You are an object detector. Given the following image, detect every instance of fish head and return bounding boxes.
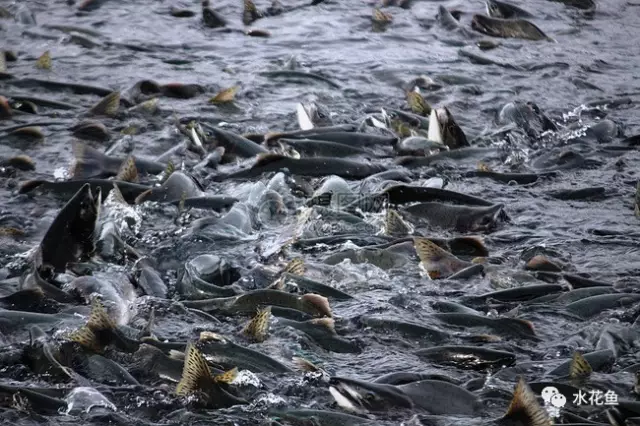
[300,101,333,128]
[467,204,504,232]
[439,107,468,149]
[436,6,460,30]
[77,185,100,223]
[485,1,504,18]
[328,376,413,412]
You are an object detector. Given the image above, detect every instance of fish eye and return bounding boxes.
[365,392,376,401]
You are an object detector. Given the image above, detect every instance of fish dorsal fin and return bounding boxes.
[243,0,262,25]
[68,326,102,353]
[254,153,287,167]
[110,183,127,205]
[385,208,412,237]
[87,298,115,331]
[36,50,52,70]
[175,343,213,396]
[372,8,393,25]
[214,367,238,384]
[199,331,226,342]
[282,258,305,276]
[242,306,272,343]
[504,377,553,426]
[162,161,176,183]
[301,293,332,318]
[310,317,336,334]
[406,91,430,117]
[134,188,153,205]
[292,356,321,373]
[413,237,461,279]
[427,108,442,143]
[115,155,138,183]
[88,91,120,117]
[569,352,593,379]
[477,162,493,172]
[209,86,238,104]
[28,324,47,346]
[447,236,489,257]
[70,140,87,177]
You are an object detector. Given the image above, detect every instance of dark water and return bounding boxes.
[1,0,640,425]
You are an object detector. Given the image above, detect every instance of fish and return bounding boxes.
[216,154,388,181]
[357,316,450,343]
[384,208,413,237]
[403,202,504,232]
[201,0,226,28]
[275,131,396,147]
[66,299,140,353]
[36,183,101,274]
[395,136,447,156]
[436,6,463,32]
[133,258,168,298]
[19,179,152,204]
[242,306,271,342]
[243,0,263,25]
[566,293,640,319]
[406,91,431,116]
[198,331,292,373]
[71,141,166,179]
[278,273,354,300]
[278,138,374,158]
[87,91,120,117]
[467,284,566,303]
[202,124,268,159]
[135,171,204,203]
[413,237,473,279]
[183,290,332,318]
[276,317,362,353]
[129,343,185,382]
[382,184,496,207]
[70,120,110,141]
[427,107,469,149]
[175,342,245,408]
[328,376,481,415]
[415,345,517,370]
[497,377,554,426]
[297,101,333,130]
[431,313,536,339]
[471,15,551,41]
[486,0,534,19]
[0,154,36,170]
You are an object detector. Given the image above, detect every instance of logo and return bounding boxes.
[539,386,619,420]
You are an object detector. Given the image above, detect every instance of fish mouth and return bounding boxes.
[484,1,500,18]
[328,380,369,413]
[300,101,332,128]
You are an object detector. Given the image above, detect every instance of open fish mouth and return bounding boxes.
[328,382,368,413]
[297,101,333,130]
